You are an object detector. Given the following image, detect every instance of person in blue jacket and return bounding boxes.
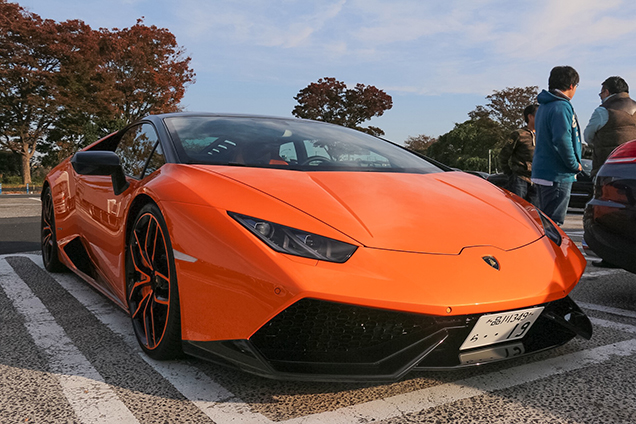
[531,66,583,226]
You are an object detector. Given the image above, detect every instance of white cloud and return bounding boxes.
[16,0,636,140]
[488,0,636,60]
[173,0,346,48]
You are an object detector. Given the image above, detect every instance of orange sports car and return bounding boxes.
[42,113,592,381]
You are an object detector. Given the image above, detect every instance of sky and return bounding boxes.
[15,0,636,144]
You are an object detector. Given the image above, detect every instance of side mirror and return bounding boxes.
[71,151,130,195]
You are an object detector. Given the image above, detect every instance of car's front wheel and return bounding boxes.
[41,186,67,272]
[126,203,182,359]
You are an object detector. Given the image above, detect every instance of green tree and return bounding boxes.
[426,117,506,172]
[423,85,537,172]
[0,149,20,180]
[468,86,539,132]
[292,77,392,136]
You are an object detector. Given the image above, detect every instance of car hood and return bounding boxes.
[198,167,543,254]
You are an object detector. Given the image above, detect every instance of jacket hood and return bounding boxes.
[537,89,571,105]
[201,167,543,255]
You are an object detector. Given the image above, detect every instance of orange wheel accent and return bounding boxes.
[128,212,171,350]
[41,192,55,264]
[41,187,66,272]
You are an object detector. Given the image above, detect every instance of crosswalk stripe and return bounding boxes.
[0,257,139,424]
[24,254,273,424]
[590,317,636,334]
[579,302,636,320]
[581,268,624,278]
[280,338,636,423]
[4,253,636,424]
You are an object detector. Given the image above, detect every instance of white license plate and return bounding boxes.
[459,306,544,351]
[459,342,525,365]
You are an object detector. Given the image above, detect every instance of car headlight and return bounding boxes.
[229,213,357,263]
[538,210,562,246]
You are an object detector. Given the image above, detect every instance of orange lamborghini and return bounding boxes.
[42,113,592,381]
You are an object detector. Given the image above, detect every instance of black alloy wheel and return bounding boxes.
[41,186,66,272]
[126,203,182,359]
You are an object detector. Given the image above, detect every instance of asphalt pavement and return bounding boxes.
[1,252,635,423]
[0,195,41,254]
[1,196,635,423]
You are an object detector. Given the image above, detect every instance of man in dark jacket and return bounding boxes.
[583,76,636,176]
[499,104,539,205]
[531,66,583,226]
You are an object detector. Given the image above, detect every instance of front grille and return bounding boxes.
[250,298,439,363]
[187,296,588,380]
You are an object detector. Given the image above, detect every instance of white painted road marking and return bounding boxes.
[579,302,636,320]
[0,257,139,424]
[3,253,636,424]
[26,254,272,424]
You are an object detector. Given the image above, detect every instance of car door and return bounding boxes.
[75,122,165,301]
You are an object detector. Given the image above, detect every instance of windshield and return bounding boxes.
[164,116,441,174]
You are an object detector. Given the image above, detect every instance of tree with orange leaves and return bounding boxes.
[0,0,61,184]
[0,1,195,182]
[44,18,195,167]
[100,18,195,124]
[292,77,392,136]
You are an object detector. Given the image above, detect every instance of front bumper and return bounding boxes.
[183,296,592,382]
[584,214,636,274]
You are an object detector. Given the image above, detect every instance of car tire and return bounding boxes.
[41,186,67,272]
[126,203,182,359]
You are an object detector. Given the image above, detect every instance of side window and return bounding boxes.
[144,143,166,177]
[115,123,160,178]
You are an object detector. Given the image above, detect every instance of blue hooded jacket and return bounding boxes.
[531,89,582,182]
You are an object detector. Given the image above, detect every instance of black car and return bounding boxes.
[570,158,594,208]
[487,158,593,208]
[583,141,636,273]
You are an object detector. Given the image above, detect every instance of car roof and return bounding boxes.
[143,112,313,124]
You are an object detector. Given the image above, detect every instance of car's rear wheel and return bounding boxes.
[126,203,182,359]
[41,186,66,272]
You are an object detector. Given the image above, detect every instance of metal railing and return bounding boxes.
[0,183,43,195]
